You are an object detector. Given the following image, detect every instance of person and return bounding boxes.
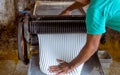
[49,0,120,75]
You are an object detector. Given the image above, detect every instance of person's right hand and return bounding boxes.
[49,59,74,75]
[59,10,72,15]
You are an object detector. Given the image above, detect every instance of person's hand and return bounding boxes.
[59,10,72,15]
[49,59,74,75]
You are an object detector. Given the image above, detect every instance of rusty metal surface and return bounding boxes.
[33,1,85,15]
[28,53,104,75]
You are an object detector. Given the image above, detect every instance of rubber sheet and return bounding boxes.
[38,33,87,75]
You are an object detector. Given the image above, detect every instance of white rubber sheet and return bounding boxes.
[38,33,87,75]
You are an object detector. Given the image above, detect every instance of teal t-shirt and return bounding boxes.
[86,0,120,34]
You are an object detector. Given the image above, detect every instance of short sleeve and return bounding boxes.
[86,8,106,35]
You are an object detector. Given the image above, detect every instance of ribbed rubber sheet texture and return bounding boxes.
[38,33,86,75]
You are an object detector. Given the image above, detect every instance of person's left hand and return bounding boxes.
[49,59,74,75]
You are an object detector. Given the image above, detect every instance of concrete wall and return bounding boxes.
[0,0,16,26]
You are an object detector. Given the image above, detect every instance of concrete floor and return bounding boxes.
[103,61,120,75]
[0,60,28,75]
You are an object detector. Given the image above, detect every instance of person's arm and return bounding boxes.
[60,0,90,15]
[69,34,102,68]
